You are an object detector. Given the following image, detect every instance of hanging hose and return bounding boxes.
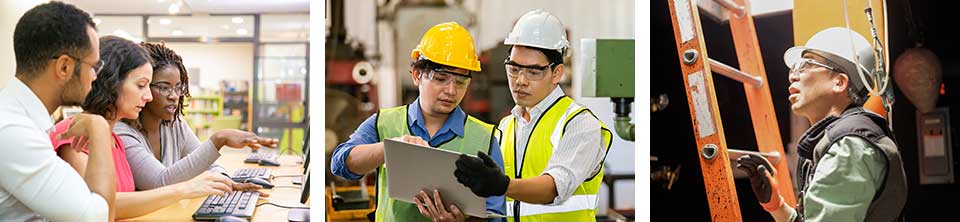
[863,0,896,123]
[842,0,894,123]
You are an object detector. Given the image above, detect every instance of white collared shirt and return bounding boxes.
[0,79,108,221]
[502,86,606,205]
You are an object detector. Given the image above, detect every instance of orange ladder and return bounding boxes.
[665,0,796,220]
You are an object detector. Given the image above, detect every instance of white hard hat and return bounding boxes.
[784,27,876,95]
[504,9,569,54]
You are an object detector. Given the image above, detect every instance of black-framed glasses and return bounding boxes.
[150,82,186,97]
[423,69,472,89]
[504,59,555,81]
[52,55,104,75]
[790,58,837,74]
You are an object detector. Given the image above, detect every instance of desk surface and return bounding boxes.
[125,148,307,221]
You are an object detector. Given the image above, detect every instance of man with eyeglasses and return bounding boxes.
[736,27,906,222]
[330,22,505,222]
[0,2,117,221]
[452,10,613,221]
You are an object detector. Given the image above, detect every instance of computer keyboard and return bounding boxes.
[231,168,272,183]
[244,149,278,164]
[192,190,260,221]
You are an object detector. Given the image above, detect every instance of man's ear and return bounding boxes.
[551,64,565,85]
[53,55,75,82]
[833,73,851,94]
[411,69,422,87]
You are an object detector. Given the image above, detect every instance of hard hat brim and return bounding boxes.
[783,46,808,69]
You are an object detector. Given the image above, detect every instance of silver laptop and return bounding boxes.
[383,139,504,218]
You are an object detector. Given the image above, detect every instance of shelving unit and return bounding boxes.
[185,95,222,116]
[184,94,222,140]
[221,80,251,131]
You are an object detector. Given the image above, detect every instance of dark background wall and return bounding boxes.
[650,0,959,221]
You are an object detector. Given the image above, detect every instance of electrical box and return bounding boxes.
[579,39,635,98]
[918,108,953,184]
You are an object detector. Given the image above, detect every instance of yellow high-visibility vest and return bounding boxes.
[373,105,496,222]
[500,96,612,221]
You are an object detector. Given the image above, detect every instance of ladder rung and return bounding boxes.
[711,0,746,18]
[709,58,764,87]
[727,148,781,164]
[729,149,781,179]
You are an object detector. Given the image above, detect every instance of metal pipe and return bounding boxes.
[709,58,763,87]
[712,0,747,18]
[727,148,781,164]
[612,98,635,141]
[728,148,781,179]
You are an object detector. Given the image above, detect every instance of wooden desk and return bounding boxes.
[125,148,308,221]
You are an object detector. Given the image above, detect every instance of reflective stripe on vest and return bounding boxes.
[505,194,600,217]
[373,105,495,222]
[499,96,613,221]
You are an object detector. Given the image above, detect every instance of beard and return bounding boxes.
[61,64,88,106]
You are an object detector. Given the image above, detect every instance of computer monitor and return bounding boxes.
[300,168,310,204]
[293,127,310,185]
[287,169,310,222]
[287,127,311,222]
[302,127,310,174]
[300,126,310,203]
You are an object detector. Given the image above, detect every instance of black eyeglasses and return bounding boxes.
[52,55,104,75]
[150,82,186,97]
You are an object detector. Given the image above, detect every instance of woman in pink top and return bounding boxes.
[51,117,136,192]
[49,36,263,219]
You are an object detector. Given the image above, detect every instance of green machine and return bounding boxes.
[579,39,635,141]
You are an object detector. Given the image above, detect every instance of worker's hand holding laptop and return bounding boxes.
[393,135,430,147]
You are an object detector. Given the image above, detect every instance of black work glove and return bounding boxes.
[454,151,509,197]
[736,153,783,212]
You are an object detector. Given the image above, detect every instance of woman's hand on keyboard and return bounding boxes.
[176,171,234,199]
[233,182,270,197]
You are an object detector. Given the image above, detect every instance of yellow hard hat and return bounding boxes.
[411,22,481,72]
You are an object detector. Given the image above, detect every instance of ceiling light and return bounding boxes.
[236,28,248,35]
[172,29,184,36]
[112,30,142,42]
[158,18,172,25]
[168,3,180,14]
[232,17,244,24]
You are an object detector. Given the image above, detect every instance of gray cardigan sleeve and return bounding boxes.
[176,120,228,175]
[116,122,221,190]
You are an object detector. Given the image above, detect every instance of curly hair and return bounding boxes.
[123,41,191,132]
[81,36,150,120]
[14,1,96,77]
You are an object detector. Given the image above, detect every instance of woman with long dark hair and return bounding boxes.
[114,41,277,191]
[49,36,260,219]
